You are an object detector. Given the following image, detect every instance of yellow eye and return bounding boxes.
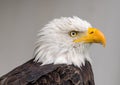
[69,31,78,37]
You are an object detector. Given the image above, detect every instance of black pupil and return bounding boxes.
[72,32,76,35]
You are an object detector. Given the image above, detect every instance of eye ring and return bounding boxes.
[69,31,78,37]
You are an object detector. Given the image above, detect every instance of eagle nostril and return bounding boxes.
[89,31,94,34]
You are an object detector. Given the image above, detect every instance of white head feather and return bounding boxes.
[34,16,92,67]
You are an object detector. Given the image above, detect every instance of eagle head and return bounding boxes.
[34,16,106,67]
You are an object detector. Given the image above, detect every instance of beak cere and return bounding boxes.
[74,28,106,47]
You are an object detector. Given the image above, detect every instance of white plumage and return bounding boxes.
[34,16,92,67]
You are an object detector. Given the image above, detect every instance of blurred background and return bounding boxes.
[0,0,120,85]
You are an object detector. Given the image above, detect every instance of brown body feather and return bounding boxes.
[0,59,95,85]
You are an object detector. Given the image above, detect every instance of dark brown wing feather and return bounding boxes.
[0,59,95,85]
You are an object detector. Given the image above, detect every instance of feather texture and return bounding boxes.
[0,59,94,85]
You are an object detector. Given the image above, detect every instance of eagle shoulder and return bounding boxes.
[0,59,95,85]
[0,59,61,85]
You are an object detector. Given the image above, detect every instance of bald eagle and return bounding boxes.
[0,17,106,85]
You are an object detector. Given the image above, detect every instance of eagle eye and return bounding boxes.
[69,31,78,37]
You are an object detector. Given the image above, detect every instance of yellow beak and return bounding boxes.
[74,28,106,47]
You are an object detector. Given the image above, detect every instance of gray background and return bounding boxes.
[0,0,120,85]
